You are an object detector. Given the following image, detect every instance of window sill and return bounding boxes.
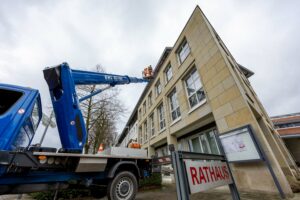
[188,99,207,114]
[170,117,182,127]
[158,128,166,134]
[150,135,156,140]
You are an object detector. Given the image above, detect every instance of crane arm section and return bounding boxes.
[43,63,149,152]
[72,69,148,86]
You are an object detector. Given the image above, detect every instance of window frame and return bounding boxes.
[143,120,148,143]
[143,101,147,115]
[149,113,155,137]
[155,79,162,97]
[176,38,191,64]
[188,129,220,155]
[164,63,173,84]
[138,108,142,121]
[138,126,143,144]
[157,103,166,131]
[168,88,181,122]
[184,67,206,110]
[148,92,153,108]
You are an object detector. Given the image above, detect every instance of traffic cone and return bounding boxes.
[98,143,104,153]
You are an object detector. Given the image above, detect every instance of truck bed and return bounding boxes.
[33,147,148,159]
[33,147,148,173]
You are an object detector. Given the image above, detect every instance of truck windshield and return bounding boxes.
[0,88,23,115]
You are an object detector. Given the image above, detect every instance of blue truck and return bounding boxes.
[0,63,153,200]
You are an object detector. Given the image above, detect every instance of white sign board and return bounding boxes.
[220,127,261,162]
[185,160,232,193]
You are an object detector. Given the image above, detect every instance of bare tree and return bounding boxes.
[76,64,126,154]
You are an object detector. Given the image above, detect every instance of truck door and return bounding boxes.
[12,99,41,149]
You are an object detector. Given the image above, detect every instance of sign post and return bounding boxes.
[218,125,286,199]
[168,145,240,200]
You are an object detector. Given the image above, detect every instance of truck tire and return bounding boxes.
[107,171,138,200]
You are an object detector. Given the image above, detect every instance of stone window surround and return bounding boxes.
[164,62,173,84]
[148,91,153,108]
[143,120,148,143]
[155,79,162,97]
[184,66,206,110]
[176,37,191,64]
[149,113,155,137]
[168,87,181,122]
[157,102,166,131]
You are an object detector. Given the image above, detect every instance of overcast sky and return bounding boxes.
[0,1,299,147]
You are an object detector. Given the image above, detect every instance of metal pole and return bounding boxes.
[176,151,190,200]
[264,158,286,199]
[248,126,286,199]
[39,110,54,145]
[169,144,190,200]
[171,151,183,200]
[53,190,58,200]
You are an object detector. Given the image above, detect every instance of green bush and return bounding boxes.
[30,189,90,200]
[139,173,162,188]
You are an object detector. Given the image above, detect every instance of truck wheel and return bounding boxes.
[107,171,138,200]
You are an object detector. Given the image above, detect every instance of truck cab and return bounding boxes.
[0,84,42,151]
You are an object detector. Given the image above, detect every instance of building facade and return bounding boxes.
[117,6,299,196]
[118,122,138,147]
[271,113,300,166]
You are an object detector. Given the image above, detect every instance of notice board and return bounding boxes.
[219,125,262,162]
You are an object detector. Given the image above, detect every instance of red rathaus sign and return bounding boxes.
[185,160,233,194]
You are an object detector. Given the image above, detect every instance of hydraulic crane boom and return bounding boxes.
[43,62,150,152]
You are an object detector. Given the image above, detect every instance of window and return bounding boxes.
[143,121,148,142]
[155,145,169,157]
[177,38,190,63]
[13,127,30,149]
[0,88,23,115]
[164,63,173,83]
[168,88,181,121]
[143,102,146,115]
[157,103,166,130]
[139,126,143,144]
[138,109,142,120]
[12,118,34,149]
[185,68,205,108]
[155,80,162,96]
[206,131,220,154]
[150,114,155,137]
[148,92,153,108]
[31,101,40,130]
[275,122,300,129]
[189,130,220,155]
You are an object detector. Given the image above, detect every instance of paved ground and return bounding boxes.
[1,185,299,200]
[136,185,300,200]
